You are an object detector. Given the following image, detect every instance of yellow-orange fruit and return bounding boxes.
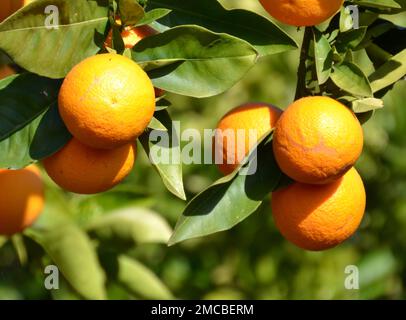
[214,103,282,175]
[271,167,366,251]
[0,165,44,236]
[259,0,343,27]
[58,53,155,149]
[105,25,158,49]
[43,138,136,194]
[273,96,363,184]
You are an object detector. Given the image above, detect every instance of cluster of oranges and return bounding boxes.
[0,7,159,235]
[215,97,365,251]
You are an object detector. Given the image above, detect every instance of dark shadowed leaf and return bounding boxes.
[146,0,298,56]
[169,134,282,245]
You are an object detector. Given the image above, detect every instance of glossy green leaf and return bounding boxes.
[369,49,406,93]
[335,27,368,53]
[380,11,406,27]
[355,0,403,10]
[169,135,282,246]
[148,116,167,131]
[136,8,172,26]
[313,29,333,85]
[331,61,373,97]
[118,0,145,26]
[87,207,172,247]
[26,207,106,300]
[352,97,384,113]
[0,74,60,141]
[29,103,71,160]
[0,0,109,78]
[0,74,65,168]
[114,255,173,299]
[133,26,258,98]
[146,0,298,57]
[140,110,186,200]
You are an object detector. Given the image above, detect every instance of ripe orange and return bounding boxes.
[214,103,282,175]
[273,96,363,185]
[105,25,158,49]
[259,0,343,27]
[58,53,155,149]
[272,167,366,251]
[0,165,44,236]
[43,138,136,194]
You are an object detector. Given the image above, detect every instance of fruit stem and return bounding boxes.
[295,27,313,100]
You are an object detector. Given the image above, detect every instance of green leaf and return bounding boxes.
[136,8,172,26]
[313,29,333,85]
[133,25,258,98]
[380,11,406,27]
[369,49,406,93]
[355,0,403,10]
[168,134,282,246]
[148,116,167,131]
[0,0,109,78]
[155,98,171,111]
[29,103,71,160]
[0,74,61,141]
[146,0,298,57]
[25,208,106,300]
[111,255,173,299]
[140,110,186,200]
[118,0,145,26]
[352,97,384,113]
[0,115,41,169]
[0,236,7,249]
[331,61,373,97]
[87,207,172,247]
[335,27,368,53]
[0,74,66,169]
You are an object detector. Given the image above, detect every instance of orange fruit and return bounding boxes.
[271,167,366,251]
[58,53,155,149]
[214,103,282,175]
[259,0,343,27]
[0,165,44,236]
[105,25,158,49]
[105,25,164,98]
[273,96,363,184]
[43,138,136,194]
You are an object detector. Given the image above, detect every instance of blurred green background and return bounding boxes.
[1,0,406,299]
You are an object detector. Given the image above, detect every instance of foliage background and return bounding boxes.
[0,0,405,299]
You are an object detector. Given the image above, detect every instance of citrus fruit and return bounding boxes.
[214,103,282,175]
[58,53,155,149]
[105,24,158,49]
[259,0,343,27]
[273,96,363,184]
[43,138,136,194]
[271,167,366,251]
[0,165,44,236]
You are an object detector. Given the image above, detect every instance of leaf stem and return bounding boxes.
[295,27,313,100]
